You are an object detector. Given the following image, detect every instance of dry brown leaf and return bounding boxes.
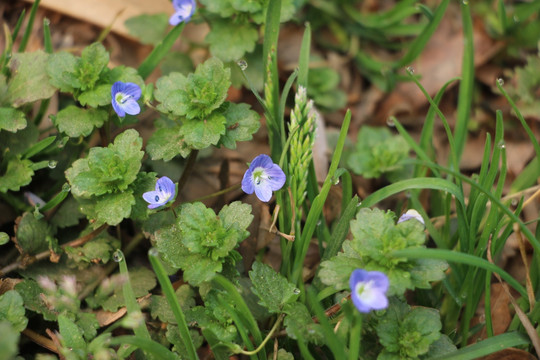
[22,0,173,39]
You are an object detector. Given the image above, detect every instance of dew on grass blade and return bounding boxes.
[113,250,123,262]
[386,117,395,127]
[462,0,468,4]
[48,160,57,169]
[148,247,159,257]
[497,78,504,86]
[62,183,71,192]
[511,198,518,207]
[497,140,506,149]
[237,59,248,71]
[293,288,301,295]
[406,66,414,74]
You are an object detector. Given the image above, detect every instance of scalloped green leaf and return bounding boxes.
[52,106,107,137]
[47,51,80,92]
[76,42,109,91]
[180,112,226,149]
[0,290,28,332]
[146,125,189,161]
[8,51,56,107]
[0,157,34,193]
[249,261,299,313]
[0,108,26,132]
[206,21,258,62]
[15,212,50,255]
[218,102,260,149]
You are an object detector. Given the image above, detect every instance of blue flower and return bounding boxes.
[169,0,196,26]
[111,81,141,117]
[349,269,389,313]
[397,209,424,225]
[143,176,176,209]
[241,154,286,202]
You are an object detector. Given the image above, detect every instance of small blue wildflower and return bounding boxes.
[241,154,286,202]
[111,81,141,117]
[169,0,196,26]
[349,269,389,313]
[143,176,176,209]
[397,209,424,225]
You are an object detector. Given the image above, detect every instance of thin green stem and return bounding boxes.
[238,314,284,356]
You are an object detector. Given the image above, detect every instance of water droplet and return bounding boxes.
[316,220,322,226]
[48,160,58,169]
[44,18,50,26]
[293,288,301,295]
[497,78,504,86]
[386,117,395,127]
[307,329,315,334]
[357,202,362,207]
[148,247,159,257]
[406,66,414,74]
[462,0,468,4]
[62,183,71,192]
[113,250,123,263]
[511,198,518,207]
[237,60,248,71]
[513,15,519,23]
[497,140,506,149]
[332,177,340,185]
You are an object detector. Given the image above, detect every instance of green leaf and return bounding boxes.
[0,290,28,332]
[47,51,79,92]
[198,0,235,17]
[155,57,231,119]
[0,122,39,156]
[347,126,409,178]
[125,13,169,45]
[7,51,56,107]
[64,233,120,267]
[249,261,299,313]
[146,125,188,161]
[0,107,26,132]
[14,280,57,321]
[218,102,260,149]
[156,201,252,285]
[206,21,259,62]
[76,42,109,91]
[0,232,9,245]
[99,267,156,312]
[180,113,226,149]
[0,156,34,193]
[15,212,50,255]
[283,302,324,344]
[52,105,107,137]
[377,299,442,359]
[58,314,86,351]
[50,196,85,228]
[66,129,143,197]
[0,321,20,359]
[319,208,445,296]
[78,83,112,107]
[78,191,136,227]
[129,172,157,221]
[150,284,195,324]
[76,312,100,342]
[166,325,204,356]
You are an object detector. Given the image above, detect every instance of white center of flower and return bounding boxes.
[116,92,132,104]
[252,167,270,185]
[355,280,377,302]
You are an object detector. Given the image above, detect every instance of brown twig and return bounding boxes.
[0,224,108,276]
[23,328,59,354]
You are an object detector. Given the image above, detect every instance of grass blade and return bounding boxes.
[138,23,185,79]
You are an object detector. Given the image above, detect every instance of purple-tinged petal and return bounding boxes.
[397,209,425,225]
[265,164,286,190]
[349,269,389,313]
[122,82,142,100]
[169,0,195,25]
[250,154,274,170]
[241,169,255,194]
[112,100,125,117]
[122,100,141,116]
[157,176,175,195]
[254,183,273,202]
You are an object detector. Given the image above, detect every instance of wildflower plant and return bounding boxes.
[1,0,539,359]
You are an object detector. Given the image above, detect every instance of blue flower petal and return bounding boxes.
[349,269,389,313]
[254,183,273,202]
[241,154,286,202]
[169,0,196,25]
[111,81,142,117]
[265,164,286,191]
[241,169,255,194]
[143,176,176,209]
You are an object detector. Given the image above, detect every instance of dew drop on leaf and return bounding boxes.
[293,288,301,295]
[497,78,504,86]
[497,140,505,149]
[406,66,414,74]
[113,250,123,262]
[62,183,71,192]
[237,59,248,71]
[148,247,159,257]
[48,160,58,169]
[386,117,395,127]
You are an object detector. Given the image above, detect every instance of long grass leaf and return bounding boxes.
[138,23,185,79]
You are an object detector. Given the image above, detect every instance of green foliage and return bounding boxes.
[155,201,253,285]
[0,107,26,132]
[283,302,324,344]
[65,129,144,226]
[156,57,230,119]
[125,13,169,45]
[307,66,347,111]
[51,106,107,138]
[0,156,34,192]
[347,126,409,179]
[150,284,196,324]
[249,261,299,313]
[15,212,51,255]
[218,102,260,149]
[15,280,58,321]
[376,299,444,359]
[0,321,20,359]
[64,233,120,268]
[7,51,56,107]
[0,290,28,332]
[0,232,9,245]
[206,21,259,62]
[319,208,447,296]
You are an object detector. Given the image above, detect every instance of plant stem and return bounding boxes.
[172,149,199,207]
